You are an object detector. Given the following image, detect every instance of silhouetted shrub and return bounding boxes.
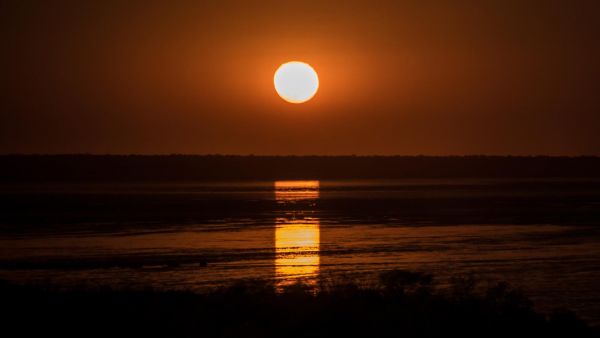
[0,271,596,338]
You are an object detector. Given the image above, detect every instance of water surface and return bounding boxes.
[1,179,599,323]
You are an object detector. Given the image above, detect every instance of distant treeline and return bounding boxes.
[1,155,600,182]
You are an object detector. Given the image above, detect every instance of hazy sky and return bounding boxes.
[1,0,599,155]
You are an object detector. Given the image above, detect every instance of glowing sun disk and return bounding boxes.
[274,61,319,104]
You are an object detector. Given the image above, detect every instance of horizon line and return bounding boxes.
[1,154,600,158]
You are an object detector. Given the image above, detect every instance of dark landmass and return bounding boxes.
[1,155,600,182]
[1,270,596,338]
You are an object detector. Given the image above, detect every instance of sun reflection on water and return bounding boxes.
[274,181,320,289]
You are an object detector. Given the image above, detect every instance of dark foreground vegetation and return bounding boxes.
[1,271,596,338]
[1,155,600,181]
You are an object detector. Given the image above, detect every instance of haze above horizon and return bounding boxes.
[1,1,599,155]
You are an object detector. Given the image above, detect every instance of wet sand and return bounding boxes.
[1,179,599,323]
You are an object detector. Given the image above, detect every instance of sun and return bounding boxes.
[274,61,319,104]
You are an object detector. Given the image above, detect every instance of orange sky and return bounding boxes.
[1,0,599,155]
